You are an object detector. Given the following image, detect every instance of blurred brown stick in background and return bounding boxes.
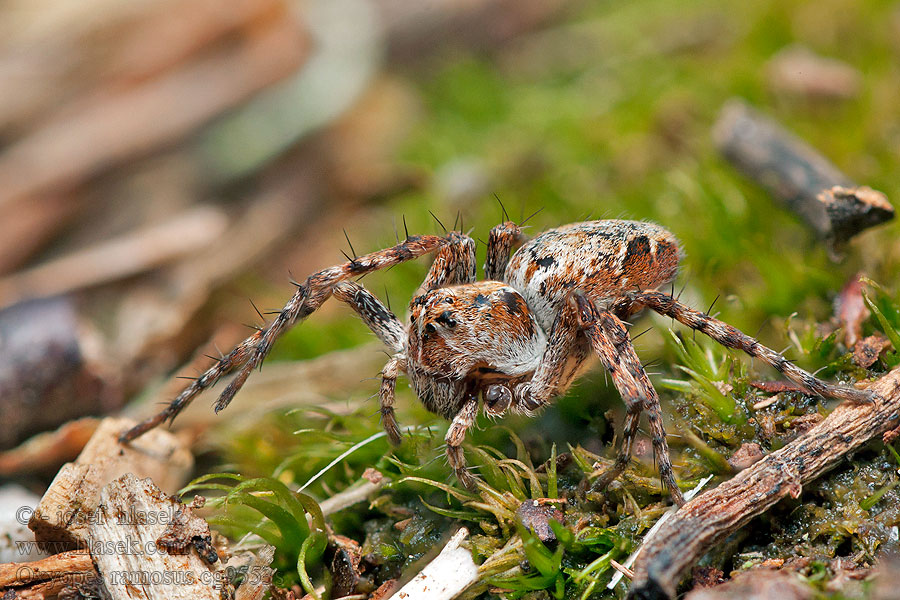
[713,99,893,256]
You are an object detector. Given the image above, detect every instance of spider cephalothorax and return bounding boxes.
[121,218,875,504]
[406,280,545,421]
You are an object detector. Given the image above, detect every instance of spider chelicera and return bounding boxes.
[120,218,874,505]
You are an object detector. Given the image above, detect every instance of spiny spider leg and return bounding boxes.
[421,231,478,290]
[516,297,590,413]
[573,293,684,506]
[445,396,479,489]
[388,230,478,450]
[333,281,410,443]
[119,234,449,443]
[484,221,526,280]
[379,353,406,445]
[304,231,480,449]
[333,282,405,353]
[627,290,877,404]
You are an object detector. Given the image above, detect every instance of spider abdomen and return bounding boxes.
[504,220,682,331]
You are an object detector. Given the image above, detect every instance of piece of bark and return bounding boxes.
[713,99,893,253]
[0,550,94,590]
[28,417,192,552]
[89,473,223,600]
[629,367,900,600]
[0,418,99,478]
[515,499,565,543]
[386,528,478,600]
[684,569,812,600]
[154,497,218,565]
[330,535,363,598]
[853,334,891,369]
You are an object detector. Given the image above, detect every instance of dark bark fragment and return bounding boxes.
[713,100,893,255]
[515,499,566,543]
[853,334,890,369]
[629,367,900,599]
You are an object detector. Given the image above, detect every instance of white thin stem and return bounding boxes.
[297,431,387,493]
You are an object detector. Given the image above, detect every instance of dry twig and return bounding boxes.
[0,549,93,590]
[629,367,900,599]
[713,100,893,254]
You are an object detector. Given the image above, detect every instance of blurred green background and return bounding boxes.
[269,0,899,383]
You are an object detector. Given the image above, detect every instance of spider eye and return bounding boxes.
[424,323,436,335]
[436,310,457,328]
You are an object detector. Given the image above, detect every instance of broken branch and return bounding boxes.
[630,367,900,599]
[713,99,893,254]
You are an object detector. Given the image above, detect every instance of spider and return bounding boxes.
[120,218,875,505]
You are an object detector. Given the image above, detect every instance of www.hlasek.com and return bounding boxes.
[14,537,178,557]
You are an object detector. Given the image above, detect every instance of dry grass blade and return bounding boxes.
[0,206,228,308]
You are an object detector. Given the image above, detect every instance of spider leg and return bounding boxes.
[628,290,876,404]
[514,295,590,413]
[379,353,406,444]
[573,293,684,506]
[333,281,412,444]
[592,396,641,496]
[119,234,449,443]
[445,396,479,490]
[333,282,405,353]
[484,221,526,280]
[421,231,478,290]
[348,230,477,447]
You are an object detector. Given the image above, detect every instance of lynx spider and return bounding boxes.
[121,217,875,505]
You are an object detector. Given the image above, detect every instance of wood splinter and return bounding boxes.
[629,367,900,600]
[713,99,893,256]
